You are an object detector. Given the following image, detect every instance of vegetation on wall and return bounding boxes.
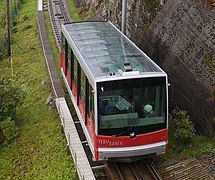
[203,54,215,73]
[170,109,195,143]
[164,109,215,160]
[145,0,160,18]
[204,0,215,7]
[203,53,215,102]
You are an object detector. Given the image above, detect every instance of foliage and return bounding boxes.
[161,109,215,161]
[171,109,195,143]
[0,75,25,122]
[0,75,24,145]
[0,117,18,144]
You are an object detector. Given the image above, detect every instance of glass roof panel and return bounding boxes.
[64,22,162,78]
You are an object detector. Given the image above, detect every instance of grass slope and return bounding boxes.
[65,0,80,21]
[0,0,75,179]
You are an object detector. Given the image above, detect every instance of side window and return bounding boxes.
[77,62,81,103]
[86,79,90,116]
[89,85,94,121]
[74,56,78,82]
[61,35,65,50]
[81,69,86,102]
[67,47,71,71]
[71,49,74,80]
[65,40,68,73]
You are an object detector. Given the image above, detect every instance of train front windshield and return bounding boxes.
[97,77,167,136]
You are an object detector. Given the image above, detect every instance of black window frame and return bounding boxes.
[97,77,167,136]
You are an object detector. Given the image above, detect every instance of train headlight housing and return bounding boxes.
[130,132,136,138]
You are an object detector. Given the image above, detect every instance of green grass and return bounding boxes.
[65,0,81,21]
[0,0,75,179]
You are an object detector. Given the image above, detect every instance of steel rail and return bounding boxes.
[145,159,163,180]
[130,162,146,180]
[114,163,126,180]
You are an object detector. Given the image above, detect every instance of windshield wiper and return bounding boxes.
[112,126,134,137]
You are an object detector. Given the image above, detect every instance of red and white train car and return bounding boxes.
[60,21,168,161]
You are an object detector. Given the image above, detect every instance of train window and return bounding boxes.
[61,35,65,50]
[97,77,167,136]
[67,48,74,81]
[80,69,86,102]
[71,49,74,81]
[65,40,68,75]
[77,63,81,105]
[74,56,78,82]
[90,86,94,121]
[67,47,71,71]
[85,79,90,116]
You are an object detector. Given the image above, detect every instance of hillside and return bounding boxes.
[0,0,75,178]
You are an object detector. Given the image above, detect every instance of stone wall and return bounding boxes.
[140,0,215,136]
[75,0,163,42]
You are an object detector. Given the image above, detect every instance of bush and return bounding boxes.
[0,75,25,122]
[0,75,25,145]
[171,109,195,143]
[0,117,18,144]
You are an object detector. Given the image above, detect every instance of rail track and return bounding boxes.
[47,0,70,48]
[106,159,163,180]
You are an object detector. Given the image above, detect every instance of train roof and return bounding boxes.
[62,21,166,82]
